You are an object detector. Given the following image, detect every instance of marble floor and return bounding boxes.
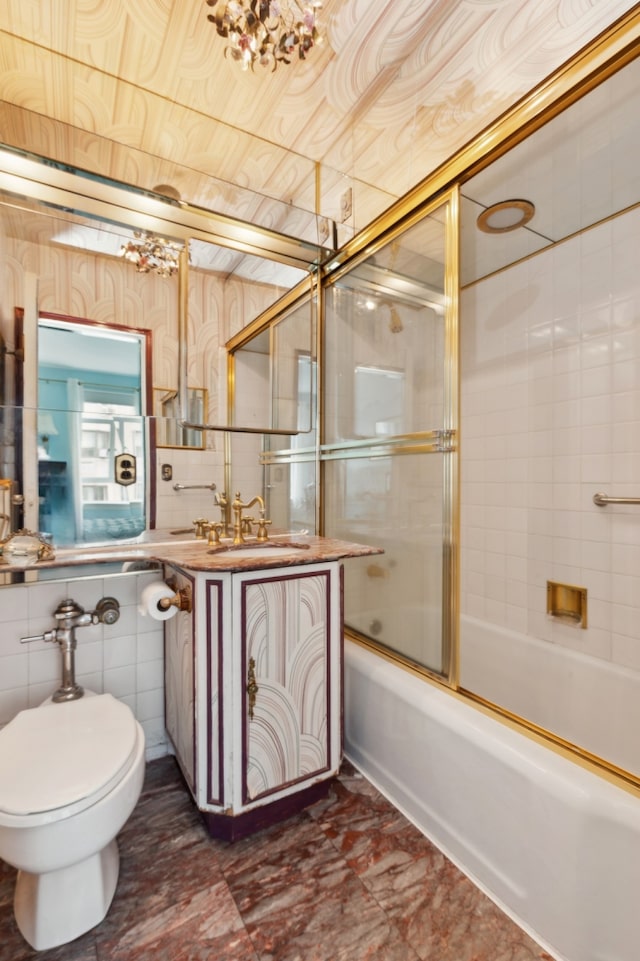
[0,756,553,961]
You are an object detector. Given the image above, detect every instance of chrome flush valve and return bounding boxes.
[20,596,121,702]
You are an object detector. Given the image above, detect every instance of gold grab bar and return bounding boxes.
[593,492,640,506]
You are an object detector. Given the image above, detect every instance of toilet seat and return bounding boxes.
[0,694,140,827]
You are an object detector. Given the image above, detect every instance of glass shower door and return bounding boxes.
[322,194,457,680]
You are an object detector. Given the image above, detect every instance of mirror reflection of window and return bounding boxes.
[354,365,405,437]
[37,316,148,545]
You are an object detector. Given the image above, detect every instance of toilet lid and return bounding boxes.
[0,694,139,816]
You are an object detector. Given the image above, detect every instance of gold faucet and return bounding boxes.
[231,492,271,544]
[214,491,228,535]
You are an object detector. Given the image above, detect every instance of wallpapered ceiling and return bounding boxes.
[0,0,636,240]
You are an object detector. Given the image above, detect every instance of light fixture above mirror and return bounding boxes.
[118,231,184,277]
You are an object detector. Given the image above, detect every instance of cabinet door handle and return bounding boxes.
[246,657,259,720]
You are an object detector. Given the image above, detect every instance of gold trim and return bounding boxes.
[225,277,315,352]
[461,688,640,798]
[443,188,460,688]
[315,273,324,536]
[323,191,453,292]
[227,349,236,428]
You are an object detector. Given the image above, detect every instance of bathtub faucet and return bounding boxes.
[231,492,271,545]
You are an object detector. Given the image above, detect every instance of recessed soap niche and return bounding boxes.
[546,581,587,628]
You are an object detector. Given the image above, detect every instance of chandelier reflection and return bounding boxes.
[206,1,323,71]
[119,231,184,277]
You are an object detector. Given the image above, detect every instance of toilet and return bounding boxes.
[0,693,145,950]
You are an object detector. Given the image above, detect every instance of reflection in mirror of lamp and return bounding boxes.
[153,387,207,449]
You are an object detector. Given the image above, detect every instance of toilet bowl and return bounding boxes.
[0,693,145,950]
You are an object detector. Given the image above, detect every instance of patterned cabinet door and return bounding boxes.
[164,568,196,793]
[241,569,333,803]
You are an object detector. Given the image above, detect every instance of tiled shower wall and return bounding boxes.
[0,568,170,759]
[460,204,640,673]
[154,444,226,529]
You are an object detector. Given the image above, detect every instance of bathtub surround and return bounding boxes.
[460,614,640,774]
[460,201,640,778]
[0,755,550,961]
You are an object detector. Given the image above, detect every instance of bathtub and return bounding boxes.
[345,638,640,961]
[460,615,640,778]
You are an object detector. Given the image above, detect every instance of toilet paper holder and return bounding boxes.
[159,581,192,614]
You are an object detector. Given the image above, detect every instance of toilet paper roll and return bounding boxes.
[139,581,178,620]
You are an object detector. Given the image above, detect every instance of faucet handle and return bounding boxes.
[193,518,209,539]
[256,518,272,542]
[208,523,223,545]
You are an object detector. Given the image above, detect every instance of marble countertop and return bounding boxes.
[0,531,383,575]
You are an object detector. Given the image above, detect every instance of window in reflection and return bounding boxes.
[37,316,148,544]
[354,365,404,437]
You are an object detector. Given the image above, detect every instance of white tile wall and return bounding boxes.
[460,204,640,673]
[155,445,225,530]
[0,569,170,760]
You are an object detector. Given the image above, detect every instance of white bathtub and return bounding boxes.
[345,639,640,961]
[460,615,640,778]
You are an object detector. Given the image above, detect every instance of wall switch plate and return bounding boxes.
[161,463,173,481]
[115,453,136,486]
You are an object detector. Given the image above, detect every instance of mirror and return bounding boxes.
[231,292,315,433]
[153,388,207,449]
[0,145,319,433]
[35,314,149,545]
[0,144,320,555]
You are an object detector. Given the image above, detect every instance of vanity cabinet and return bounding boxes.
[164,561,343,840]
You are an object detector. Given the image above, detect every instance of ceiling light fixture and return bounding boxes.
[476,199,535,233]
[205,0,324,71]
[119,231,183,277]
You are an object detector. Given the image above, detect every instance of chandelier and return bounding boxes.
[206,1,323,71]
[119,231,184,277]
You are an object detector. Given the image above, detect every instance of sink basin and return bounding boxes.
[216,545,304,558]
